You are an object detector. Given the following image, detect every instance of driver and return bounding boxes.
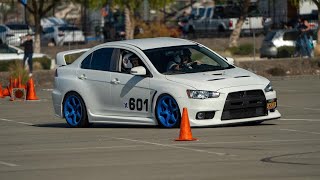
[122,53,140,73]
[167,49,196,71]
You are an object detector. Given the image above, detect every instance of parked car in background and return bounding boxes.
[189,6,233,34]
[260,29,317,58]
[0,24,14,44]
[5,23,33,46]
[0,44,49,61]
[42,25,85,46]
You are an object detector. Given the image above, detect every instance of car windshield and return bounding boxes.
[143,45,234,75]
[264,31,276,41]
[58,26,80,31]
[6,24,29,30]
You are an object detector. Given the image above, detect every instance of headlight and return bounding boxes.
[187,90,220,99]
[264,83,273,92]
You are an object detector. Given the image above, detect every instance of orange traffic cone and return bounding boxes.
[0,83,4,98]
[2,87,10,97]
[18,75,22,88]
[8,77,13,97]
[13,78,18,88]
[175,108,198,141]
[26,78,39,100]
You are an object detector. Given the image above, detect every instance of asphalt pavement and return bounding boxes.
[0,76,319,180]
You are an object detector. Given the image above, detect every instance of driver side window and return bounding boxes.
[118,49,143,74]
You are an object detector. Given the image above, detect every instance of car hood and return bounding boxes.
[165,67,269,91]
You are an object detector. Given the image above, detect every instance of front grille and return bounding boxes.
[221,90,267,120]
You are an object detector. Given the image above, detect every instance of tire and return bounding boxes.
[218,25,225,32]
[63,92,89,128]
[155,94,181,128]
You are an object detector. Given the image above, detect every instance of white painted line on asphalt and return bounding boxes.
[280,118,320,122]
[41,89,53,91]
[0,118,13,122]
[278,105,320,111]
[304,107,320,111]
[114,137,235,156]
[173,139,320,146]
[15,121,34,126]
[20,145,142,152]
[280,129,320,135]
[0,118,34,126]
[0,161,19,167]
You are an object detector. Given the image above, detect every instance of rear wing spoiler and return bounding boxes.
[56,48,90,67]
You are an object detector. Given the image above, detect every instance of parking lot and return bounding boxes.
[0,76,319,180]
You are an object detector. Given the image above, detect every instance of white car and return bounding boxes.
[42,25,85,46]
[5,23,34,46]
[0,24,14,44]
[52,37,280,128]
[0,44,49,61]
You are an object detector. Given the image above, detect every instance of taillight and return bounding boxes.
[55,69,58,77]
[229,20,233,28]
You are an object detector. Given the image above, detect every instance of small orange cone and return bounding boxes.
[0,83,4,98]
[175,108,198,141]
[8,77,13,97]
[18,75,22,88]
[26,78,39,100]
[13,78,18,88]
[3,87,10,97]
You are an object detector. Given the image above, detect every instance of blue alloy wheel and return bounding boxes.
[63,93,88,127]
[156,95,181,128]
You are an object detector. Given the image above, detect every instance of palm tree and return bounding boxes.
[22,0,61,53]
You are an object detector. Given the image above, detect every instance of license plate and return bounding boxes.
[267,100,277,110]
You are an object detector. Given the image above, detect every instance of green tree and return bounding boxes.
[0,0,15,24]
[113,0,174,39]
[22,0,61,53]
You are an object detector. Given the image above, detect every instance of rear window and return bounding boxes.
[58,26,80,31]
[264,31,276,41]
[6,24,29,30]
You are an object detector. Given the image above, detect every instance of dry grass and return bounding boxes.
[8,61,29,84]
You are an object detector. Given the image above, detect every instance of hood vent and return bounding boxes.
[212,73,223,75]
[234,75,250,78]
[208,78,225,81]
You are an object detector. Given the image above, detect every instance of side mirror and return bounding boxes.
[130,66,146,76]
[225,57,235,65]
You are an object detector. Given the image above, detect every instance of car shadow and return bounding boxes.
[32,123,158,129]
[32,122,276,129]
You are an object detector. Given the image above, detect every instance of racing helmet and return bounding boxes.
[122,53,133,69]
[181,48,191,57]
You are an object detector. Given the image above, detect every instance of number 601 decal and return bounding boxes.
[129,98,148,111]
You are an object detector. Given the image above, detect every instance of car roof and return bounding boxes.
[102,37,197,50]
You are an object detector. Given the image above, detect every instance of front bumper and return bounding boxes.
[176,87,281,127]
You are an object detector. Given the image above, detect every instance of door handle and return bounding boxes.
[78,74,87,80]
[111,78,120,85]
